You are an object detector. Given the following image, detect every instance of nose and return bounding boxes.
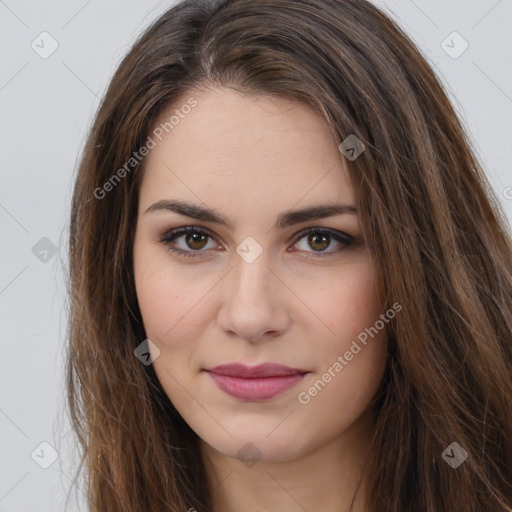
[216,251,291,343]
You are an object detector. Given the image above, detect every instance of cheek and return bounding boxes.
[307,260,382,348]
[133,242,210,355]
[294,262,387,416]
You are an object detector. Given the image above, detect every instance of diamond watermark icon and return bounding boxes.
[441,31,469,59]
[32,237,58,263]
[237,442,262,468]
[338,134,365,161]
[236,236,263,264]
[134,339,161,366]
[441,441,468,469]
[31,441,59,469]
[31,31,59,59]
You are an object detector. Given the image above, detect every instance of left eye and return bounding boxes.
[159,226,354,259]
[293,230,350,255]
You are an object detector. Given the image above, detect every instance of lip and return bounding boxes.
[204,363,308,401]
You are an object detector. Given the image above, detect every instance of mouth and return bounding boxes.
[204,363,309,401]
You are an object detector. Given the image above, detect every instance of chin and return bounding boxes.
[197,420,314,465]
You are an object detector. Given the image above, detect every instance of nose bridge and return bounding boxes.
[217,243,290,341]
[230,246,274,301]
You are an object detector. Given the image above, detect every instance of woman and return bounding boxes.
[65,0,512,510]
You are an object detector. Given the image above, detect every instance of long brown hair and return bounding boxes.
[65,0,512,510]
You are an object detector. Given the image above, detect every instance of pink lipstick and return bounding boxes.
[204,363,308,401]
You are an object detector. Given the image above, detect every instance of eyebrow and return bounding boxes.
[145,199,358,230]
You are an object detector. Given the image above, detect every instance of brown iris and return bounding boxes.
[308,233,330,251]
[186,232,209,250]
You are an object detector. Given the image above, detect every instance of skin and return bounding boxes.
[133,86,388,512]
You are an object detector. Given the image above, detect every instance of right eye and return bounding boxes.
[159,226,222,258]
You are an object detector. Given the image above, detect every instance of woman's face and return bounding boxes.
[133,86,388,463]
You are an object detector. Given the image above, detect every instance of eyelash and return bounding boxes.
[158,226,356,260]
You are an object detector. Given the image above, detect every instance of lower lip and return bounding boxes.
[206,372,306,401]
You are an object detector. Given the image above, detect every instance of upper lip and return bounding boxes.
[205,363,308,378]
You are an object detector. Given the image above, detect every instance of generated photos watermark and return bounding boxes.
[297,302,402,405]
[94,97,198,200]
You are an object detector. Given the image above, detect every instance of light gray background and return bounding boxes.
[1,0,511,510]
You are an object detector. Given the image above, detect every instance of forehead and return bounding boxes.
[138,87,354,218]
